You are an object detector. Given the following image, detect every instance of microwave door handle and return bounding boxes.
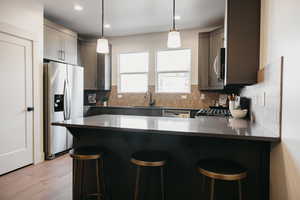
[63,80,68,120]
[213,54,219,78]
[214,52,222,80]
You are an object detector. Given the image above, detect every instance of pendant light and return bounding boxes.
[167,0,181,48]
[97,0,109,54]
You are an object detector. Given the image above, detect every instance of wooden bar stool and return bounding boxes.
[69,146,106,200]
[197,159,247,200]
[131,150,168,200]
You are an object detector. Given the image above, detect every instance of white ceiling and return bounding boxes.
[41,0,225,37]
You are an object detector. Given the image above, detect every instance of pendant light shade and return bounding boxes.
[168,30,181,48]
[97,0,109,54]
[167,0,181,48]
[97,38,109,53]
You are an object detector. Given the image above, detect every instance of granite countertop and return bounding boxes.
[85,105,201,111]
[52,114,280,142]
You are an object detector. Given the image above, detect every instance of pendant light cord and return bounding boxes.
[173,0,175,30]
[101,0,104,38]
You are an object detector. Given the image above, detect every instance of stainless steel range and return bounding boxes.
[195,108,231,118]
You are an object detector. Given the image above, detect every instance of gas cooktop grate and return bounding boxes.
[196,108,231,117]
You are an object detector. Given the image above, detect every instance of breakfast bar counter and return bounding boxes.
[53,114,280,142]
[53,115,280,200]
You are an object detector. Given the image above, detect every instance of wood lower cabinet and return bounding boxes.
[44,19,78,65]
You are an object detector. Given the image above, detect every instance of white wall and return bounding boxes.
[0,0,44,163]
[109,27,217,86]
[260,0,300,199]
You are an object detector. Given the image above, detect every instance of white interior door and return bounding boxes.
[0,32,33,175]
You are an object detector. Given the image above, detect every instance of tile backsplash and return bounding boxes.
[241,57,283,136]
[95,85,219,109]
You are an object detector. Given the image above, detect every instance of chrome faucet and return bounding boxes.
[146,91,156,107]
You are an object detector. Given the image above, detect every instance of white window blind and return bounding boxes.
[118,52,149,93]
[156,49,191,93]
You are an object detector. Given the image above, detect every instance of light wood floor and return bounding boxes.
[0,155,72,200]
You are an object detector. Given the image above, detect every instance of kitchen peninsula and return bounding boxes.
[53,114,280,200]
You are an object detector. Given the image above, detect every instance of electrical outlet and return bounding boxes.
[254,95,258,105]
[117,94,123,98]
[200,94,206,100]
[253,96,256,105]
[181,95,187,99]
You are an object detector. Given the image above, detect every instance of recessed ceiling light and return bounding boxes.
[104,24,111,28]
[74,4,83,11]
[174,15,181,20]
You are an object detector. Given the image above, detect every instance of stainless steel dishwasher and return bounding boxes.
[162,109,191,118]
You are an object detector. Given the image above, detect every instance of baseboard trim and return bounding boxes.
[34,151,45,164]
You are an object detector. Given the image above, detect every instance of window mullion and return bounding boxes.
[120,72,148,75]
[157,70,189,74]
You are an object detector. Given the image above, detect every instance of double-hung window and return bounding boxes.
[118,52,149,93]
[156,49,191,93]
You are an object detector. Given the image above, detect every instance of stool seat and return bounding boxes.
[131,150,168,167]
[197,159,247,181]
[69,146,106,200]
[69,146,103,160]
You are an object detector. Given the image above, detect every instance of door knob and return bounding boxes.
[27,107,34,112]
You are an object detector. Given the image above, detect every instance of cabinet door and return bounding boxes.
[80,41,97,89]
[64,34,77,65]
[44,26,62,61]
[225,0,260,85]
[198,32,210,90]
[209,29,224,89]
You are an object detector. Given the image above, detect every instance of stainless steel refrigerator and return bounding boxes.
[44,61,83,159]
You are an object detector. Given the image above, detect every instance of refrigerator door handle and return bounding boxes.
[67,80,72,120]
[63,79,68,120]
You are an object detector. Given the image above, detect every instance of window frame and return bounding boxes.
[155,48,192,94]
[117,51,149,94]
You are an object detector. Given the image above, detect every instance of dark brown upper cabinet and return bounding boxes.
[225,0,260,86]
[199,0,260,91]
[79,39,112,91]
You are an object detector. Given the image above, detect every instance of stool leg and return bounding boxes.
[76,160,83,200]
[210,179,215,200]
[160,167,165,200]
[238,180,242,200]
[96,158,106,200]
[96,159,101,200]
[134,166,141,200]
[81,161,86,200]
[201,174,206,194]
[100,158,106,200]
[72,159,77,200]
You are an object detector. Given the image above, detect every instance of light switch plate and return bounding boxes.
[262,92,266,107]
